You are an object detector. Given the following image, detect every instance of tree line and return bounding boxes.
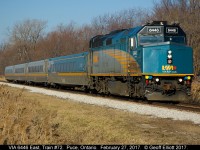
[0,0,199,77]
[152,0,200,76]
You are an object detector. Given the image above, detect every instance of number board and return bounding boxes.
[166,27,178,34]
[147,27,161,34]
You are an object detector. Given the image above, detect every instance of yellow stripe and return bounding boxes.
[103,49,141,74]
[142,73,194,77]
[120,61,128,65]
[58,72,87,76]
[5,73,25,76]
[91,73,142,76]
[113,55,128,60]
[5,73,47,77]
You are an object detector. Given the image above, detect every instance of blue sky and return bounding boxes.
[0,0,158,44]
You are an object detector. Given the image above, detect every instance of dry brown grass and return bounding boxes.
[0,85,58,144]
[0,76,5,82]
[191,80,200,103]
[1,84,200,144]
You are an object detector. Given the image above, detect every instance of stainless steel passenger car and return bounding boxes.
[5,60,48,84]
[5,63,27,82]
[48,52,89,88]
[26,60,48,84]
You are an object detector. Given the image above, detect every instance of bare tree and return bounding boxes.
[0,43,16,74]
[91,8,149,35]
[152,0,200,76]
[10,19,47,62]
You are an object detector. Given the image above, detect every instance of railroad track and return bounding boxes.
[60,87,200,114]
[175,103,200,112]
[1,80,200,114]
[115,96,200,113]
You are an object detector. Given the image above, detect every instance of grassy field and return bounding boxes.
[1,84,200,144]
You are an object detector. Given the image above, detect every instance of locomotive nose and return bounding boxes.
[142,42,193,75]
[142,42,193,101]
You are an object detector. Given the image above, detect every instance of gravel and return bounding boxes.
[1,82,200,125]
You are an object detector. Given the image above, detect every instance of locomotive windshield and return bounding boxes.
[138,23,186,45]
[164,36,185,44]
[139,34,164,45]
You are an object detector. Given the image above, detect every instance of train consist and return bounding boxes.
[5,21,194,101]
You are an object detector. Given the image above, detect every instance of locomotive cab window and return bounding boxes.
[138,25,187,46]
[165,36,186,44]
[129,37,136,49]
[138,26,164,46]
[164,26,186,44]
[139,34,164,45]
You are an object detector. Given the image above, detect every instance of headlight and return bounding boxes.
[178,78,183,82]
[168,50,172,54]
[167,54,172,59]
[167,50,173,64]
[155,78,159,82]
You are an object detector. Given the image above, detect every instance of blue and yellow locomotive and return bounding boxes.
[5,21,193,101]
[89,21,193,101]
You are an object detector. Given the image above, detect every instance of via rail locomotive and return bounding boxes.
[5,21,194,101]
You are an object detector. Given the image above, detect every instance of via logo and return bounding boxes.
[162,65,177,71]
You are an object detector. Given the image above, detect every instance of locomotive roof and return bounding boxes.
[89,26,143,48]
[90,21,186,49]
[91,26,142,41]
[48,51,88,61]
